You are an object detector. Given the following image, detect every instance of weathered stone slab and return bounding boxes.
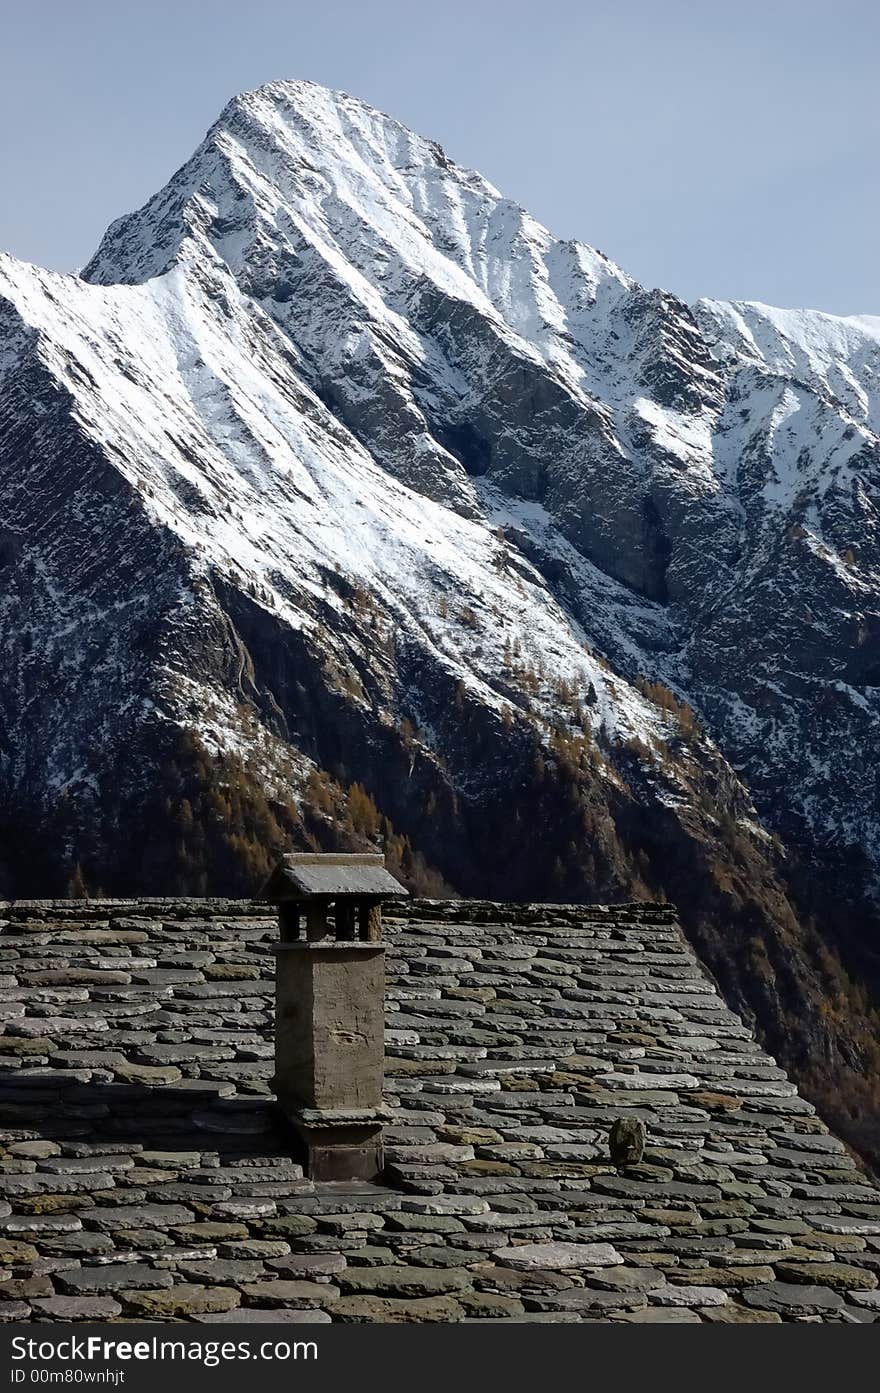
[239,1280,339,1308]
[652,1284,729,1307]
[848,1291,880,1309]
[78,1205,193,1231]
[0,1302,31,1322]
[112,1062,183,1085]
[331,1294,464,1322]
[267,1252,346,1277]
[14,1017,108,1036]
[496,1242,622,1270]
[338,1265,473,1296]
[400,1196,490,1216]
[196,1308,332,1323]
[617,1306,702,1323]
[58,1265,174,1294]
[31,1296,123,1320]
[2,1215,82,1235]
[774,1262,877,1291]
[743,1282,844,1314]
[525,1287,647,1312]
[175,1260,267,1285]
[120,1284,240,1316]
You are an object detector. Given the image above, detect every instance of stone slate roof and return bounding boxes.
[2,897,879,1325]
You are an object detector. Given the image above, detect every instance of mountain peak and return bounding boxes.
[221,75,414,131]
[82,76,508,290]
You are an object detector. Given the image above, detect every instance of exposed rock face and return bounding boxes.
[0,81,878,1153]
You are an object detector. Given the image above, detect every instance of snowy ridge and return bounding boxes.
[697,297,880,433]
[0,246,677,775]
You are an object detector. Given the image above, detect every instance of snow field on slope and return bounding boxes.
[0,250,682,778]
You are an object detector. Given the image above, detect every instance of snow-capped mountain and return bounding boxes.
[1,80,879,1153]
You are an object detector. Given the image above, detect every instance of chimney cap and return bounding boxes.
[261,852,408,903]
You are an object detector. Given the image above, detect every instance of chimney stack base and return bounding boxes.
[282,1107,388,1182]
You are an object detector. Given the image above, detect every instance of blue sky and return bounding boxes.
[1,0,877,314]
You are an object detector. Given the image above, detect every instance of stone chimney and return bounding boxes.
[262,852,407,1181]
